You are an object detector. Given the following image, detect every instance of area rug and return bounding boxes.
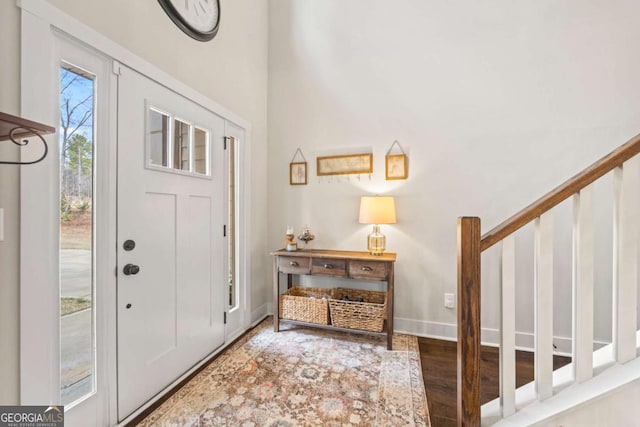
[137,317,430,426]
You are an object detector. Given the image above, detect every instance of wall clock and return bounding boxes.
[158,0,220,42]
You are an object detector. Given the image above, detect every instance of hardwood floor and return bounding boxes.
[418,337,571,426]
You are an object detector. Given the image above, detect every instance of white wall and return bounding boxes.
[0,2,21,406]
[268,0,640,345]
[0,0,269,404]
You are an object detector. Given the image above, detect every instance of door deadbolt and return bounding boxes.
[123,264,140,275]
[123,240,136,251]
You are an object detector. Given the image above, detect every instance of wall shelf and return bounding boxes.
[0,111,55,165]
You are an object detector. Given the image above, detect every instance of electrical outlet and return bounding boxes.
[444,293,455,309]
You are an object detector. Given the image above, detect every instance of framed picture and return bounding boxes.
[316,153,373,176]
[385,154,408,180]
[290,161,307,185]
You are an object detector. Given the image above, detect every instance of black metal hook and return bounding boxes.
[0,126,49,165]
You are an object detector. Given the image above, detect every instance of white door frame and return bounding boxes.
[223,123,251,342]
[19,1,252,425]
[20,12,117,426]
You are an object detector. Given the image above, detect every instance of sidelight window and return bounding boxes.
[227,136,238,309]
[59,64,96,406]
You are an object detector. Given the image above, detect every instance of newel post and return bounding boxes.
[457,217,481,427]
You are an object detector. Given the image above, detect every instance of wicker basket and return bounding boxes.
[279,286,331,325]
[329,288,387,332]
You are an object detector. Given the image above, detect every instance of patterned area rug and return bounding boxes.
[138,317,430,426]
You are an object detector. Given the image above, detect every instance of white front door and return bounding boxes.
[116,65,226,420]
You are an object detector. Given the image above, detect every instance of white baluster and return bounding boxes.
[500,235,516,417]
[572,186,594,382]
[613,158,639,363]
[535,212,554,400]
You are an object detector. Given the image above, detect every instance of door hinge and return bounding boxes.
[224,312,227,324]
[112,60,122,76]
[224,136,229,150]
[223,224,227,237]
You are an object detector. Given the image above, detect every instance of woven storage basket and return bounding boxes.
[279,286,331,325]
[329,288,387,332]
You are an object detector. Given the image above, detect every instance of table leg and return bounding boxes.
[386,263,394,350]
[273,256,280,332]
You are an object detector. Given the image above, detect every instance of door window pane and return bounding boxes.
[174,119,191,171]
[149,108,170,167]
[59,65,95,405]
[193,127,208,174]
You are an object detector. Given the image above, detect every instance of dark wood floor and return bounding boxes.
[418,337,571,427]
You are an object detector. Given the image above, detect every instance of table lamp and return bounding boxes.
[359,196,396,255]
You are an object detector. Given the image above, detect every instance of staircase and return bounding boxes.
[456,134,640,426]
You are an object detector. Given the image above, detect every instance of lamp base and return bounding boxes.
[367,225,386,256]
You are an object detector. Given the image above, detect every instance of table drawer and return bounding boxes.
[278,256,311,274]
[311,258,347,277]
[348,260,388,280]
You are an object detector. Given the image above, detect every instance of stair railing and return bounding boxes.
[457,133,640,426]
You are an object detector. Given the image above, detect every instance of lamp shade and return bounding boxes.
[359,196,396,225]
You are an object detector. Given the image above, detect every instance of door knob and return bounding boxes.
[123,264,140,275]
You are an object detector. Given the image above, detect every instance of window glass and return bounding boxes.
[149,108,170,167]
[174,119,191,171]
[147,106,209,176]
[228,137,237,308]
[194,127,208,174]
[59,65,95,405]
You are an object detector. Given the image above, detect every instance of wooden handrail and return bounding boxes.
[481,133,640,251]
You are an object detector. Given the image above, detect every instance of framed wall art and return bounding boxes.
[386,154,408,180]
[385,140,408,180]
[289,148,308,185]
[316,153,373,176]
[290,162,307,185]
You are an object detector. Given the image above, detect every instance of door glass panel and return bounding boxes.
[147,107,209,177]
[59,65,95,405]
[228,137,237,308]
[174,119,191,171]
[193,127,208,174]
[149,108,170,167]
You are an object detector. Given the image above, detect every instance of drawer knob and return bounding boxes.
[360,265,373,272]
[289,261,299,267]
[323,264,333,269]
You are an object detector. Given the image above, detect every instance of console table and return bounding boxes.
[271,249,396,349]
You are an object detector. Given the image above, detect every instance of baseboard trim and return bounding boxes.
[251,303,270,326]
[394,317,609,356]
